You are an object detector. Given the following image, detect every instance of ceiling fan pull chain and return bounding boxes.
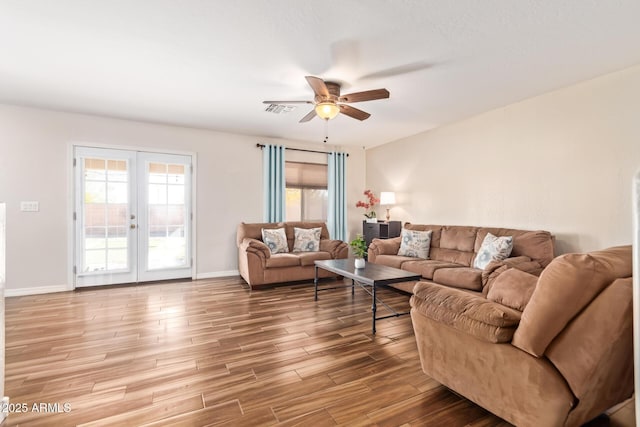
[323,118,329,143]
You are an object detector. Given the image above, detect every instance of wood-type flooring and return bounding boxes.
[3,276,634,426]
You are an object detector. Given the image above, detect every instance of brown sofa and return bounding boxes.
[410,245,633,426]
[237,221,348,288]
[368,223,555,293]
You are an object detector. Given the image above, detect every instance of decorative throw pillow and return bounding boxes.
[292,227,321,252]
[261,227,289,254]
[398,229,433,259]
[486,268,538,311]
[474,233,514,270]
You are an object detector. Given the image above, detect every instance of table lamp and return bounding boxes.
[380,192,396,222]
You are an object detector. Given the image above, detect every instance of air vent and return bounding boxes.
[265,104,295,114]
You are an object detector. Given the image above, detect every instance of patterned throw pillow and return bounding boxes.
[292,227,321,252]
[398,229,433,259]
[261,227,289,254]
[473,233,514,270]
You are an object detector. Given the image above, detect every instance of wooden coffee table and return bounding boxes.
[314,258,421,334]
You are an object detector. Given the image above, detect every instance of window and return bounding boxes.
[285,161,328,221]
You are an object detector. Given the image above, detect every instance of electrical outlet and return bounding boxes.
[20,201,39,212]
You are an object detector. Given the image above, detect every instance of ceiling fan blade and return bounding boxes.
[305,76,330,98]
[339,104,371,121]
[339,89,389,103]
[299,109,317,123]
[262,100,313,104]
[359,61,432,80]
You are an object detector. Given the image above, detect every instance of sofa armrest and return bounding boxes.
[544,277,633,414]
[238,238,271,287]
[319,239,349,259]
[367,236,401,262]
[410,281,521,343]
[240,238,271,259]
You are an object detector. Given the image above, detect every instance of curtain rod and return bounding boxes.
[256,143,349,157]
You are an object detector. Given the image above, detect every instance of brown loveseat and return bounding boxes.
[368,223,555,293]
[409,245,633,426]
[237,221,348,288]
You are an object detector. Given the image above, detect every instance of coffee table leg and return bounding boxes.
[314,265,319,301]
[372,284,377,334]
[351,279,355,296]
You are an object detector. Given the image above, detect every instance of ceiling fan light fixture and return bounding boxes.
[315,102,340,120]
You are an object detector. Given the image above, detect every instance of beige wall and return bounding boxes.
[5,63,637,295]
[366,65,640,254]
[0,105,365,295]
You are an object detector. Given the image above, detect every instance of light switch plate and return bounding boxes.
[20,201,39,212]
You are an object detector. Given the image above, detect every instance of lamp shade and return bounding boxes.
[380,191,396,205]
[315,102,340,120]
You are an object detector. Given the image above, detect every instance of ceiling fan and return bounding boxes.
[263,76,390,123]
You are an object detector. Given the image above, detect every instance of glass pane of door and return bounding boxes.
[147,162,187,270]
[83,158,129,272]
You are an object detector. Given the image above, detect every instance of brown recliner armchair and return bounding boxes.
[237,221,348,288]
[409,245,633,427]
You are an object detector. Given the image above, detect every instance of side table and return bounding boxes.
[363,220,401,248]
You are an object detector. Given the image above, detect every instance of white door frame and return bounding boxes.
[69,142,197,288]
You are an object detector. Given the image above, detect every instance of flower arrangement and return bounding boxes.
[356,189,380,219]
[349,234,368,259]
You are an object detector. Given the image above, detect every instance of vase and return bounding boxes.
[365,218,378,223]
[354,258,366,269]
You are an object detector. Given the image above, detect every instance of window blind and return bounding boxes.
[285,162,328,189]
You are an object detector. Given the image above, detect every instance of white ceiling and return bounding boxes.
[1,1,640,148]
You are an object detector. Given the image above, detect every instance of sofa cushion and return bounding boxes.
[265,253,301,268]
[292,227,321,252]
[481,256,544,295]
[401,260,464,280]
[487,268,538,311]
[473,232,513,269]
[261,227,289,254]
[237,222,282,247]
[476,228,555,268]
[428,248,475,266]
[440,226,477,252]
[297,251,332,266]
[432,267,483,291]
[373,254,416,269]
[411,281,522,343]
[404,224,443,249]
[510,230,555,268]
[284,221,330,251]
[512,245,632,357]
[398,229,432,259]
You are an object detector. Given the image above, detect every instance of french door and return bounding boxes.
[74,146,192,287]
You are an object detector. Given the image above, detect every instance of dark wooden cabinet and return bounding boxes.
[363,220,401,247]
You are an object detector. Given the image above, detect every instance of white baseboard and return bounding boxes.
[5,284,73,297]
[4,272,240,296]
[195,270,240,280]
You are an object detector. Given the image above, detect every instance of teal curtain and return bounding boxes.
[263,144,285,222]
[327,152,347,241]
